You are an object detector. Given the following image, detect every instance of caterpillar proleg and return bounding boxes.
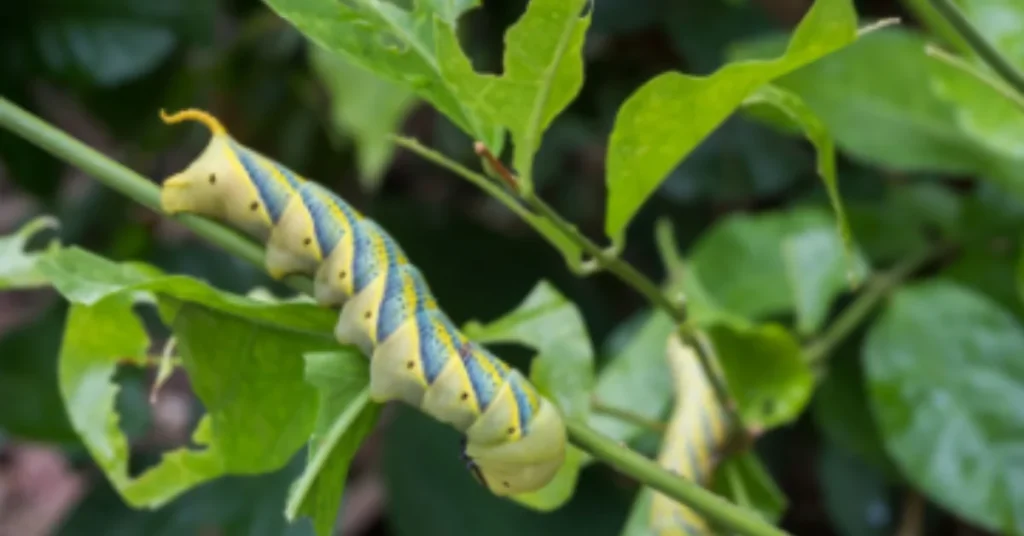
[158,108,567,496]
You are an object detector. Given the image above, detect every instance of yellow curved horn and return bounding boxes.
[159,108,226,136]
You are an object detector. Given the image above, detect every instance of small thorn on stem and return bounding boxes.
[473,141,518,192]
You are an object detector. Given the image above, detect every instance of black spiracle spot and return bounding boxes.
[208,173,216,184]
[249,201,259,211]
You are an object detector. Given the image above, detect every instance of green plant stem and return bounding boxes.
[930,0,1024,99]
[0,97,789,536]
[567,421,789,536]
[803,246,939,367]
[899,0,971,54]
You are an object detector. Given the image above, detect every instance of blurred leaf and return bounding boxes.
[434,0,591,185]
[812,348,893,473]
[929,45,1024,173]
[954,0,1024,68]
[43,247,338,508]
[0,305,77,442]
[286,350,380,536]
[943,240,1024,321]
[707,322,813,430]
[604,0,858,240]
[463,280,594,510]
[265,0,504,150]
[864,280,1024,534]
[846,181,961,264]
[689,207,864,326]
[744,84,863,290]
[0,215,61,289]
[740,28,1024,199]
[590,311,675,444]
[711,453,787,524]
[310,47,418,192]
[646,335,733,534]
[27,0,214,86]
[383,406,629,536]
[817,442,896,536]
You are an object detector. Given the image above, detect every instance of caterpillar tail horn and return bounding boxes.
[159,108,227,135]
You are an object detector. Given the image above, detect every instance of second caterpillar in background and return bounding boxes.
[157,108,567,496]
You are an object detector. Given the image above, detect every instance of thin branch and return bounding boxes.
[929,0,1024,99]
[925,44,1024,113]
[803,246,942,367]
[0,97,790,536]
[464,142,747,439]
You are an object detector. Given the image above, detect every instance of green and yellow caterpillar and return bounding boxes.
[158,109,567,496]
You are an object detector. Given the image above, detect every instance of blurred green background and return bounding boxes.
[1,0,1022,534]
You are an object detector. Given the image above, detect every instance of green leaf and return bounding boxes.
[712,453,788,524]
[310,47,419,192]
[603,0,859,240]
[954,0,1024,68]
[264,0,503,150]
[44,247,338,508]
[743,83,863,288]
[286,351,380,536]
[864,280,1024,534]
[817,442,896,536]
[743,28,1024,200]
[28,0,214,86]
[590,311,675,444]
[689,207,866,330]
[707,322,813,430]
[462,280,594,510]
[0,215,61,290]
[434,0,591,189]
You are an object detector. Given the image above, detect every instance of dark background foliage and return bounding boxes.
[1,0,1020,535]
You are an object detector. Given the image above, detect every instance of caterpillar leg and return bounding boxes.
[464,399,567,496]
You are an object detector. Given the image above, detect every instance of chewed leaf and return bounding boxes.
[649,334,731,535]
[46,247,339,508]
[0,215,61,290]
[604,0,859,241]
[434,0,591,189]
[265,0,503,151]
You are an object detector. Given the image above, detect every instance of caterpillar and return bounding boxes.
[650,334,729,535]
[157,108,567,496]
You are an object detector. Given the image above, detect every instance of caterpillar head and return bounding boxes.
[463,398,567,496]
[159,109,274,239]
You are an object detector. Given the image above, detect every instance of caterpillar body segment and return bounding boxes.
[266,181,366,280]
[159,109,305,241]
[159,109,567,497]
[650,335,729,535]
